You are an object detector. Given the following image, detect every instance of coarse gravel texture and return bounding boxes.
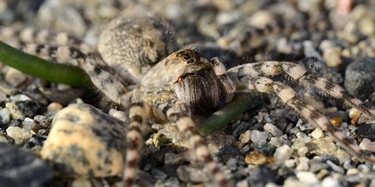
[0,1,375,187]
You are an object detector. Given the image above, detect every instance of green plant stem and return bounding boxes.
[0,41,93,87]
[198,94,253,135]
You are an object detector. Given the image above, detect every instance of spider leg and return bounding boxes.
[210,57,235,103]
[239,76,375,162]
[15,44,130,104]
[123,102,149,186]
[228,61,375,117]
[152,100,229,187]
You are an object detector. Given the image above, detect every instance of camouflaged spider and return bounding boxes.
[2,15,375,186]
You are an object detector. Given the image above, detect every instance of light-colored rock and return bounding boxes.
[40,103,127,177]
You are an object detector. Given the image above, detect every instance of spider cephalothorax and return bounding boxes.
[141,49,235,116]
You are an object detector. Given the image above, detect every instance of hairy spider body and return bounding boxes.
[1,14,375,187]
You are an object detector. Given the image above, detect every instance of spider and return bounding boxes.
[1,15,375,186]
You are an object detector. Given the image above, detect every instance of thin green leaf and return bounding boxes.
[0,41,93,87]
[198,94,253,135]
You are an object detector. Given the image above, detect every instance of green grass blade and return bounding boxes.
[198,94,253,135]
[0,41,93,87]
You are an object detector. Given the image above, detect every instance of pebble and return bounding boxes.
[46,102,63,112]
[6,99,39,120]
[326,160,345,174]
[6,126,32,144]
[206,131,234,154]
[164,152,187,165]
[0,142,53,187]
[297,147,309,157]
[273,145,293,164]
[245,151,274,165]
[250,130,269,145]
[346,168,359,175]
[344,57,375,102]
[239,130,251,143]
[0,108,10,125]
[306,137,337,156]
[247,165,276,187]
[358,124,375,141]
[226,158,237,170]
[151,168,168,180]
[296,157,309,171]
[21,117,37,131]
[321,177,343,187]
[269,135,290,147]
[40,103,127,177]
[359,138,375,152]
[316,169,329,179]
[310,128,324,139]
[4,67,28,87]
[296,171,319,184]
[263,123,283,137]
[177,165,210,183]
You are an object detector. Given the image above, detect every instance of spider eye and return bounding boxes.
[183,54,190,59]
[187,59,194,64]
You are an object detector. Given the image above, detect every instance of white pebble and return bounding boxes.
[6,126,32,144]
[346,168,359,175]
[297,147,309,157]
[296,171,319,184]
[250,130,269,144]
[321,176,342,187]
[236,180,249,187]
[311,128,324,139]
[273,145,293,164]
[296,157,309,171]
[10,94,32,101]
[284,159,296,168]
[359,138,375,152]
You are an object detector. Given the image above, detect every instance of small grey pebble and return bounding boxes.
[21,117,37,131]
[0,108,11,126]
[164,152,187,165]
[247,165,276,187]
[263,123,283,137]
[345,57,375,103]
[326,160,344,174]
[177,165,210,183]
[150,168,167,180]
[269,135,291,147]
[309,160,329,173]
[250,130,269,144]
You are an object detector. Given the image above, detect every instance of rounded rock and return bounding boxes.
[40,103,127,177]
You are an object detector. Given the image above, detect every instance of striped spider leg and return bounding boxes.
[227,61,375,163]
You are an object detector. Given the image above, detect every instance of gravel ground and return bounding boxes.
[1,1,375,187]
